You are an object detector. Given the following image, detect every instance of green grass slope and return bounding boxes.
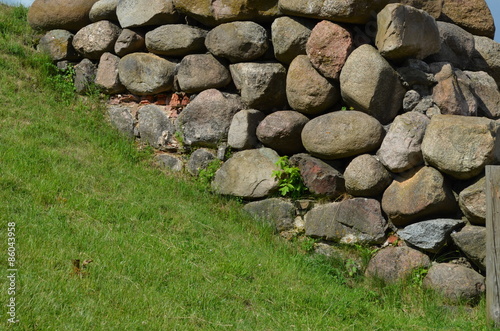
[0,4,492,330]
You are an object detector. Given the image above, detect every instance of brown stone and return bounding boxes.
[440,0,495,38]
[306,20,354,80]
[28,0,99,32]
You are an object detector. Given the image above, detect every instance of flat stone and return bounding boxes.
[398,218,465,253]
[243,198,296,232]
[305,198,388,244]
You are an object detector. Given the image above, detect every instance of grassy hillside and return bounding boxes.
[0,4,492,330]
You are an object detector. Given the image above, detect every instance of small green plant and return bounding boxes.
[44,62,76,104]
[198,158,223,186]
[409,267,429,287]
[272,156,308,199]
[300,236,318,253]
[341,106,355,111]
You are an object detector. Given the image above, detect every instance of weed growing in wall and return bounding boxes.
[272,156,308,199]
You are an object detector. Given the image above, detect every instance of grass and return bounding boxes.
[0,4,494,330]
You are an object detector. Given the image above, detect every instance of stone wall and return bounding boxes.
[30,0,500,302]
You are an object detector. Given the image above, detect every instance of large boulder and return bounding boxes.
[339,44,405,124]
[176,89,243,148]
[302,111,385,160]
[118,53,177,95]
[459,177,486,225]
[205,21,269,63]
[473,36,500,88]
[304,198,388,244]
[114,29,146,57]
[271,16,315,64]
[451,225,486,271]
[398,219,465,253]
[173,0,281,27]
[37,30,80,61]
[212,148,280,199]
[243,198,296,232]
[89,0,118,22]
[376,4,440,61]
[344,154,392,197]
[230,62,287,111]
[176,54,232,93]
[306,20,354,80]
[145,25,207,57]
[377,112,430,173]
[427,22,476,70]
[423,263,485,304]
[286,55,340,116]
[421,115,500,180]
[289,153,345,198]
[278,0,390,24]
[256,111,308,155]
[28,0,99,32]
[137,105,175,150]
[228,109,266,150]
[440,0,495,39]
[116,0,180,28]
[95,52,126,94]
[72,20,121,60]
[381,166,458,227]
[365,246,431,284]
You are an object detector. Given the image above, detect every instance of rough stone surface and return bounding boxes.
[340,44,405,124]
[28,0,99,32]
[228,109,266,150]
[118,53,177,95]
[279,0,390,24]
[72,20,121,60]
[423,263,485,304]
[187,148,217,176]
[344,154,392,197]
[473,36,500,88]
[440,0,495,38]
[271,16,315,64]
[305,198,388,244]
[37,30,80,61]
[398,219,465,253]
[256,111,308,155]
[365,246,431,284]
[145,25,207,57]
[230,62,287,111]
[205,21,269,63]
[211,148,280,199]
[451,225,486,271]
[381,166,458,227]
[421,115,500,180]
[286,55,339,116]
[243,198,296,232]
[107,105,136,138]
[302,111,385,160]
[74,58,97,95]
[173,0,281,27]
[389,0,442,18]
[176,54,231,93]
[432,64,475,116]
[89,0,118,22]
[459,177,486,225]
[176,89,243,148]
[116,0,180,28]
[289,153,345,198]
[95,52,126,94]
[137,105,175,150]
[377,112,430,173]
[155,153,184,172]
[428,22,475,70]
[114,29,146,57]
[464,71,500,119]
[376,4,440,61]
[306,20,354,80]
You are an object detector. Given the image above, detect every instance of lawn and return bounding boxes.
[0,4,492,330]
